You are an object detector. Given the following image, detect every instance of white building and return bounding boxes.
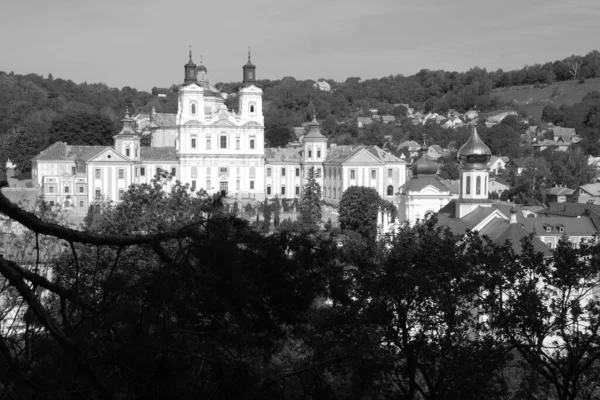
[31,51,405,210]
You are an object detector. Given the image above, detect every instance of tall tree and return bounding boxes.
[297,167,322,226]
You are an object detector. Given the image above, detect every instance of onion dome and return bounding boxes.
[457,126,491,168]
[197,55,207,73]
[411,152,438,176]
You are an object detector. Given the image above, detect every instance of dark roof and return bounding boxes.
[33,142,109,162]
[303,118,327,140]
[265,148,302,163]
[400,175,449,193]
[325,145,404,164]
[523,216,597,236]
[493,220,551,256]
[140,147,178,162]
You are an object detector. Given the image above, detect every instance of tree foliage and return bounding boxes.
[338,186,383,242]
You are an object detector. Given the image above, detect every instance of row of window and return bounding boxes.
[191,137,255,150]
[464,176,486,195]
[307,148,322,159]
[47,185,86,194]
[189,103,256,115]
[349,169,387,180]
[189,180,256,191]
[94,188,126,200]
[266,185,301,196]
[191,167,254,178]
[93,167,177,179]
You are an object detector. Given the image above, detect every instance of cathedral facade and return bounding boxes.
[32,52,406,210]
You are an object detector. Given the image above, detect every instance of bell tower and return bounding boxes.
[242,47,256,87]
[456,126,492,217]
[113,108,141,161]
[184,46,197,85]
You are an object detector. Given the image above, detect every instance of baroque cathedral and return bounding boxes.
[32,51,406,211]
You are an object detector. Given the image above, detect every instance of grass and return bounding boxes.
[492,78,600,121]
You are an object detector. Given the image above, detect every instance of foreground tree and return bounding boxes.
[338,186,383,243]
[495,238,600,400]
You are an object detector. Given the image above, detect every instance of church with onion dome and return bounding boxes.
[31,50,406,210]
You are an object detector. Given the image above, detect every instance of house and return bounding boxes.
[441,116,464,129]
[531,137,570,152]
[544,184,574,203]
[357,117,373,128]
[552,127,578,143]
[381,115,396,125]
[524,217,597,250]
[464,110,479,120]
[371,114,381,122]
[427,145,444,161]
[397,141,421,158]
[487,156,508,175]
[506,158,527,176]
[313,81,331,92]
[572,183,600,204]
[488,177,510,195]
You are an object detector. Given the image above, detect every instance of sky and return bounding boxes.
[1,0,600,91]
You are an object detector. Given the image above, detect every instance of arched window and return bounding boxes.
[206,179,211,190]
[476,176,481,195]
[466,176,471,195]
[333,188,336,199]
[206,139,211,149]
[387,185,394,196]
[126,146,130,157]
[191,137,197,148]
[250,104,255,113]
[191,103,196,115]
[236,139,240,150]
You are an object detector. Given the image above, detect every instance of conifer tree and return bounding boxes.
[298,167,322,226]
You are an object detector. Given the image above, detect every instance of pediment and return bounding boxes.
[184,120,204,127]
[180,83,203,92]
[211,118,236,127]
[419,185,446,195]
[345,149,383,164]
[473,209,509,232]
[87,148,130,163]
[243,121,262,128]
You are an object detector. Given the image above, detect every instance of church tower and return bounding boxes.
[178,48,205,125]
[456,126,492,217]
[302,116,328,188]
[113,108,141,161]
[238,49,263,124]
[196,56,208,88]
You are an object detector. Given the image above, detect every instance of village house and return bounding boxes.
[487,156,508,175]
[544,185,574,203]
[572,183,600,204]
[313,80,331,92]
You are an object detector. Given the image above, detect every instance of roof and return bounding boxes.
[400,175,450,193]
[381,115,396,122]
[140,147,178,162]
[509,158,527,168]
[304,118,327,140]
[429,144,443,153]
[482,218,551,256]
[265,148,302,163]
[33,142,110,162]
[325,145,404,164]
[524,216,597,237]
[398,140,421,151]
[545,186,574,196]
[578,183,600,196]
[552,127,576,139]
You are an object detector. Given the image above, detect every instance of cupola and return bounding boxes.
[184,47,197,85]
[457,126,491,169]
[411,152,438,177]
[242,47,256,86]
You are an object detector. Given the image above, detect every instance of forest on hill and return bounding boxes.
[2,50,600,174]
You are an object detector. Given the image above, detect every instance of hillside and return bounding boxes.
[492,78,600,121]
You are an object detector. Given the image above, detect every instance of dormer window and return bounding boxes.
[546,226,551,233]
[558,226,565,233]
